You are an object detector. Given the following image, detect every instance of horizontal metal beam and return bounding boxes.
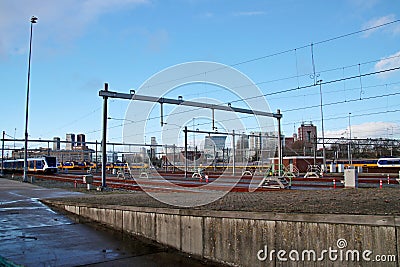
[184,129,278,138]
[315,137,399,146]
[99,90,281,118]
[0,138,164,147]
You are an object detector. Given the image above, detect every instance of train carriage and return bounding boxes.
[377,157,400,168]
[1,156,58,173]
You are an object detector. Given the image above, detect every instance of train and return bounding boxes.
[56,161,143,171]
[328,158,400,168]
[327,159,378,168]
[1,156,58,173]
[377,157,400,168]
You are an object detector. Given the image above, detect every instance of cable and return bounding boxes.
[283,91,400,113]
[86,65,400,139]
[136,19,400,91]
[84,21,400,139]
[179,51,400,102]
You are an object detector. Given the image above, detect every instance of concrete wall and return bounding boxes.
[49,202,399,267]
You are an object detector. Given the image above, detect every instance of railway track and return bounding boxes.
[31,171,400,193]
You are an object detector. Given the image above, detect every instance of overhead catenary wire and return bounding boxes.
[81,19,400,141]
[25,18,400,141]
[85,65,400,139]
[138,19,400,92]
[77,20,400,138]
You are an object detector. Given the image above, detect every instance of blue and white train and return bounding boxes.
[377,157,400,168]
[1,156,58,173]
[377,158,400,168]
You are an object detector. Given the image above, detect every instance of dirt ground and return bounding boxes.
[50,188,400,215]
[4,175,400,215]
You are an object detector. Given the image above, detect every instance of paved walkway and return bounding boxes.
[0,178,212,266]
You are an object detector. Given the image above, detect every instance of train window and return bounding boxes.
[29,161,34,168]
[45,157,57,167]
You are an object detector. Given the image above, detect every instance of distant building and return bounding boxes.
[51,148,93,163]
[236,134,249,162]
[150,137,158,158]
[204,135,227,161]
[249,132,277,150]
[284,134,297,149]
[298,122,317,143]
[66,133,75,150]
[107,151,118,163]
[204,136,227,151]
[236,134,249,149]
[53,137,61,151]
[12,147,94,163]
[77,134,86,146]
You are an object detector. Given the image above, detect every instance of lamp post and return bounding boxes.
[317,79,326,172]
[23,16,38,182]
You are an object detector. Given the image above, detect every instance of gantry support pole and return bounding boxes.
[101,83,108,188]
[232,130,236,176]
[184,126,188,178]
[277,109,282,176]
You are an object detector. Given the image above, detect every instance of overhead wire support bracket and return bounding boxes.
[99,87,283,179]
[99,90,282,118]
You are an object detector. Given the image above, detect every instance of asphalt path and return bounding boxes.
[0,178,213,267]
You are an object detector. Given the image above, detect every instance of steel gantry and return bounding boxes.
[99,83,283,187]
[315,137,400,146]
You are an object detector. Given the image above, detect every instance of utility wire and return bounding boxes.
[283,91,400,113]
[84,21,400,138]
[86,65,400,137]
[138,19,400,91]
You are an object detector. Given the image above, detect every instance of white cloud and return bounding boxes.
[326,122,398,139]
[374,51,400,78]
[350,0,379,10]
[362,14,400,38]
[233,11,266,17]
[0,0,149,58]
[146,29,169,52]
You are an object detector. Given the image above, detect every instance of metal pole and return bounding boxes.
[277,109,282,176]
[318,80,326,172]
[213,142,216,172]
[173,144,176,173]
[232,130,235,176]
[1,131,5,175]
[101,83,108,188]
[212,109,215,130]
[259,132,262,166]
[184,126,188,178]
[348,112,352,165]
[165,144,167,172]
[95,140,98,173]
[193,119,196,171]
[24,16,37,183]
[313,134,317,165]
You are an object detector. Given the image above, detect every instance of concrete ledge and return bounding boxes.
[44,200,400,267]
[46,200,399,227]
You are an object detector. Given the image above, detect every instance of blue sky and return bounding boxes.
[1,0,400,149]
